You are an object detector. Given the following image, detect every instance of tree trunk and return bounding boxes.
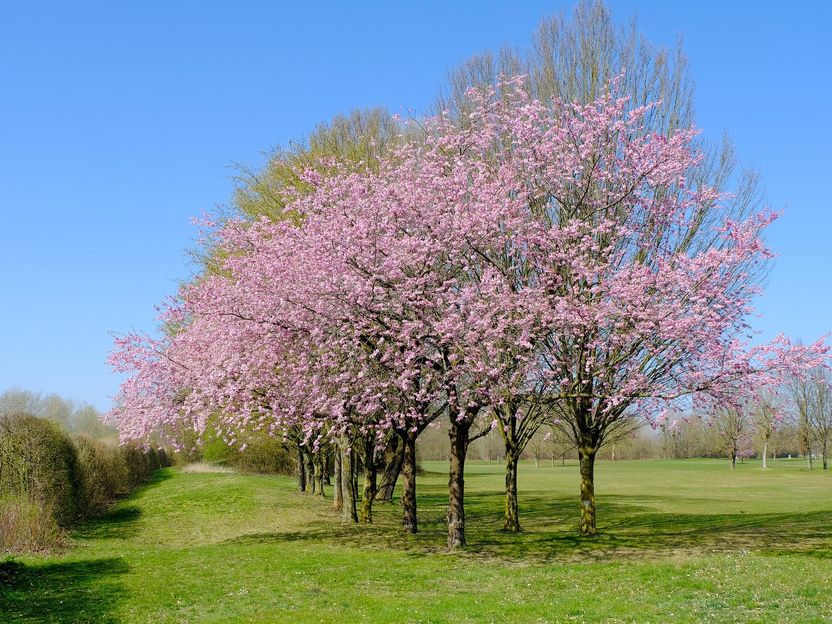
[304,449,315,494]
[807,447,813,469]
[297,446,307,492]
[502,450,521,532]
[313,453,325,497]
[731,452,737,470]
[332,449,343,510]
[360,465,376,523]
[360,438,377,523]
[322,447,331,485]
[824,441,828,470]
[762,441,768,469]
[447,418,470,549]
[376,436,405,502]
[401,431,417,533]
[340,443,358,523]
[579,447,597,535]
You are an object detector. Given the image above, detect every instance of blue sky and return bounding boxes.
[1,1,830,410]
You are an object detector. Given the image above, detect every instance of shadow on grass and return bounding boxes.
[74,506,143,541]
[220,489,832,563]
[0,471,172,621]
[73,469,172,542]
[0,557,128,623]
[131,468,174,494]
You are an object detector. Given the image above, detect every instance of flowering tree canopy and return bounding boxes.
[109,75,827,546]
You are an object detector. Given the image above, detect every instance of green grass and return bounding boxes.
[3,458,832,623]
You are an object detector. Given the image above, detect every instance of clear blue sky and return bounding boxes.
[1,1,830,411]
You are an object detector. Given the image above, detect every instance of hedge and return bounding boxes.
[0,412,170,553]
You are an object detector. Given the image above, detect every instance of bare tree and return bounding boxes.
[713,407,753,470]
[752,394,779,469]
[789,373,815,469]
[809,368,832,470]
[546,425,576,467]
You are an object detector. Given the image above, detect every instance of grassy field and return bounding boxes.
[2,458,832,623]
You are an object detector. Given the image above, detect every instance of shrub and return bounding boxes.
[0,413,172,553]
[229,436,295,475]
[0,413,79,526]
[118,443,172,488]
[73,435,123,518]
[0,495,63,553]
[200,430,235,464]
[122,446,147,489]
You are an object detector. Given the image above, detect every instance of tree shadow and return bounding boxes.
[73,506,143,541]
[0,557,128,623]
[130,468,174,493]
[461,493,832,562]
[73,469,171,542]
[218,490,832,564]
[0,469,170,622]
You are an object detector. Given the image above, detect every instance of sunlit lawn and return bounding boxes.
[3,457,832,623]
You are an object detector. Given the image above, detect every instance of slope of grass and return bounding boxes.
[3,458,832,623]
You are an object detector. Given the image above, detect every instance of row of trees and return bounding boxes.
[660,376,832,470]
[108,2,827,548]
[422,410,827,467]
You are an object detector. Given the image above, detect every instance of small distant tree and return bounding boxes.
[545,426,576,467]
[658,413,685,460]
[809,368,832,470]
[527,429,545,467]
[713,406,753,470]
[752,394,781,469]
[790,372,816,469]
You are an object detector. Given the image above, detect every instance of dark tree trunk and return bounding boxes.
[447,418,470,549]
[376,436,405,502]
[340,442,358,523]
[401,431,417,533]
[731,452,737,470]
[332,449,343,510]
[360,437,377,523]
[502,450,521,532]
[297,446,307,492]
[322,446,331,485]
[824,441,828,470]
[579,447,597,535]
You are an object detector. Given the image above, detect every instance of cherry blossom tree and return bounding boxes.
[110,74,827,550]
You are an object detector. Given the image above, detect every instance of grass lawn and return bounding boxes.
[3,457,832,623]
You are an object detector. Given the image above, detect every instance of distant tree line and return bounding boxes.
[0,388,116,440]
